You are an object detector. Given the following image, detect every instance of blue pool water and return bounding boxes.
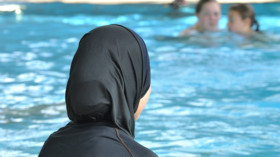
[1,2,280,157]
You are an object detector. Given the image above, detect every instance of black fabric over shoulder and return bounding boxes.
[39,122,132,157]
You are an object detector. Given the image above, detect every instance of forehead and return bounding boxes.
[200,2,220,12]
[228,10,241,17]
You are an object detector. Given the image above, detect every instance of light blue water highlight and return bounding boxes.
[0,2,280,157]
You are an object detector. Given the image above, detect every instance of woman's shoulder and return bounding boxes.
[117,128,158,157]
[39,123,158,157]
[179,27,197,36]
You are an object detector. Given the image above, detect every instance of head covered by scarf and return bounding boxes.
[65,24,151,137]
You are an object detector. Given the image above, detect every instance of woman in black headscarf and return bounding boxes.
[39,24,158,157]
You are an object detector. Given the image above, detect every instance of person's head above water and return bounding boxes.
[179,0,221,36]
[195,0,221,32]
[227,4,260,35]
[65,24,151,137]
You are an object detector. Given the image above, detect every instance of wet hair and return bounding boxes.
[196,0,218,14]
[229,4,260,32]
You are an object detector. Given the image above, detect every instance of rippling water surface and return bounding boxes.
[1,2,280,157]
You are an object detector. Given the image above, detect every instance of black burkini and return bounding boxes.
[39,25,158,157]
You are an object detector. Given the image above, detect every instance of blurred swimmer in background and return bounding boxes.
[179,0,221,36]
[227,3,260,36]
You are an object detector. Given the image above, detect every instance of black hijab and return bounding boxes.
[65,24,151,137]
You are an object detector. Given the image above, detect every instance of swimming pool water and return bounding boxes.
[1,2,280,157]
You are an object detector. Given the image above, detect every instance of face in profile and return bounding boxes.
[227,10,250,34]
[196,1,221,31]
